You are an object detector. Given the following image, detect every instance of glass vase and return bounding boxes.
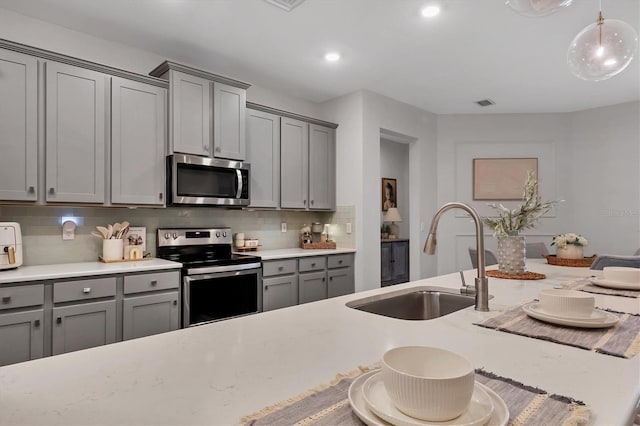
[497,235,526,275]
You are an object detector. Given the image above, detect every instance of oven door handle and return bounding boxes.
[186,262,261,275]
[235,169,243,199]
[185,268,261,283]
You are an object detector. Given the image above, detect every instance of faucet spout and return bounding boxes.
[423,202,490,312]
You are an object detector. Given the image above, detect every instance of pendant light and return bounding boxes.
[506,0,573,17]
[567,0,638,81]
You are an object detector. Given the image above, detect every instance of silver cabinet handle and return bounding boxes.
[311,200,314,206]
[322,277,326,282]
[83,287,91,293]
[49,188,55,194]
[203,145,210,152]
[311,263,316,267]
[159,193,163,201]
[215,146,221,153]
[173,300,177,306]
[56,317,62,324]
[303,200,307,205]
[150,280,158,286]
[330,276,333,281]
[28,186,35,193]
[264,285,269,291]
[278,266,284,271]
[34,319,40,327]
[2,296,11,303]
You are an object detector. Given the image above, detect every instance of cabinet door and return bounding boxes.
[52,300,116,355]
[45,62,106,203]
[392,241,409,282]
[381,243,392,283]
[111,77,167,205]
[0,309,43,366]
[170,70,210,156]
[280,117,309,209]
[122,292,179,341]
[246,109,280,208]
[213,82,246,160]
[308,124,335,210]
[0,49,38,201]
[298,271,327,305]
[263,275,298,311]
[328,268,354,298]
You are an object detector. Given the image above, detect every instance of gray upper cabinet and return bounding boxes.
[246,109,280,208]
[280,117,309,209]
[52,300,116,355]
[170,70,211,156]
[45,62,106,203]
[123,292,179,341]
[308,124,336,210]
[0,49,38,202]
[111,77,167,205]
[0,309,44,366]
[213,82,246,160]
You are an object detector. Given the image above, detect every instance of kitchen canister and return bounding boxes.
[103,239,124,261]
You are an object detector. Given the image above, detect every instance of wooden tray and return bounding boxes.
[545,255,596,267]
[99,256,153,263]
[301,242,337,250]
[486,270,546,280]
[235,246,259,252]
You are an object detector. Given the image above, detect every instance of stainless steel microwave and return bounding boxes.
[167,154,250,206]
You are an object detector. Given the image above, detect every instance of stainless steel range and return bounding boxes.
[156,227,262,327]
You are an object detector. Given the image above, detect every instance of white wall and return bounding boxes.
[380,139,410,238]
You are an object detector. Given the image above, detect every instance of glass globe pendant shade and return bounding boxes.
[567,17,638,81]
[505,0,573,17]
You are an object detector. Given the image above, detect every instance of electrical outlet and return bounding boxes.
[346,222,352,234]
[281,222,287,232]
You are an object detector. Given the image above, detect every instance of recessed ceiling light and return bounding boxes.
[324,52,341,62]
[421,5,441,18]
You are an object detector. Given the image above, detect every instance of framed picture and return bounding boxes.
[381,178,397,211]
[473,158,538,200]
[124,226,146,259]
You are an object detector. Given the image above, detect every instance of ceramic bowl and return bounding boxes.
[603,266,640,284]
[381,346,475,421]
[538,289,594,318]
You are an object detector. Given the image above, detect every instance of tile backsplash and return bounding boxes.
[0,205,355,266]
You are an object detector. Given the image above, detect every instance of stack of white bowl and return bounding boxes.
[523,289,619,328]
[591,267,640,290]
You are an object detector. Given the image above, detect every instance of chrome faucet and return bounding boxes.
[424,202,489,312]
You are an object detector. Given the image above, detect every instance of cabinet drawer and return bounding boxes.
[124,271,180,295]
[262,259,297,277]
[0,284,44,311]
[54,278,116,303]
[298,256,326,272]
[328,254,353,269]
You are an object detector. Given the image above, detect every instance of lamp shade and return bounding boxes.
[506,0,573,17]
[384,207,402,223]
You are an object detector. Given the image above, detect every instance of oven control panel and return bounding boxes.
[157,228,233,247]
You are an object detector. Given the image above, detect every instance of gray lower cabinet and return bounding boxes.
[52,300,116,355]
[308,124,336,210]
[280,117,309,209]
[0,48,38,202]
[213,82,246,160]
[263,275,298,312]
[298,271,327,304]
[123,292,179,340]
[0,309,44,366]
[247,108,280,208]
[328,268,354,298]
[170,70,211,156]
[381,240,409,287]
[111,77,167,205]
[45,61,106,203]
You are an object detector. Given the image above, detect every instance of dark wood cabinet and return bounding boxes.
[381,240,409,287]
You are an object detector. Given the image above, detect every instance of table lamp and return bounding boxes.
[384,207,402,239]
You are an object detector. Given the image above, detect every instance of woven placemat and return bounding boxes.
[475,303,640,358]
[486,270,546,280]
[240,366,591,426]
[546,255,596,267]
[564,277,640,299]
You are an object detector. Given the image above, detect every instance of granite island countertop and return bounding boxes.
[0,261,638,425]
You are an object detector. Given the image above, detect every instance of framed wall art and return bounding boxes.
[381,178,397,211]
[473,158,538,200]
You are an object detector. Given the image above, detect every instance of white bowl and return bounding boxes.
[381,346,475,422]
[538,289,594,318]
[603,266,640,284]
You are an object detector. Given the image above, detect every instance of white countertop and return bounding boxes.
[238,247,356,260]
[0,259,182,284]
[0,260,638,425]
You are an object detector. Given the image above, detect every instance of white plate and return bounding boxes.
[589,277,640,291]
[523,302,619,328]
[528,304,610,322]
[360,372,496,426]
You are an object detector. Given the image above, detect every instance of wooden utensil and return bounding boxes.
[96,226,109,239]
[91,231,104,239]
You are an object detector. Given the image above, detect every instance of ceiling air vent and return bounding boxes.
[475,99,496,107]
[263,0,306,11]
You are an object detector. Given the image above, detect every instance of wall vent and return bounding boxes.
[475,99,496,107]
[263,0,306,11]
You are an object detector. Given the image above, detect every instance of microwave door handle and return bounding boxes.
[236,169,243,198]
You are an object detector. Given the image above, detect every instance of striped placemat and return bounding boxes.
[475,303,640,358]
[240,366,590,426]
[564,277,640,299]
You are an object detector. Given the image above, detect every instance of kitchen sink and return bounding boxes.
[346,286,478,320]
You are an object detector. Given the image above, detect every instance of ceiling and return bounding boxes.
[0,0,638,114]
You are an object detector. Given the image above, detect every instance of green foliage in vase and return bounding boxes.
[483,171,561,236]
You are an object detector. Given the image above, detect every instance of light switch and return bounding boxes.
[281,222,287,232]
[346,223,352,234]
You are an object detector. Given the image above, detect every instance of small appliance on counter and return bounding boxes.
[0,222,23,270]
[301,223,336,250]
